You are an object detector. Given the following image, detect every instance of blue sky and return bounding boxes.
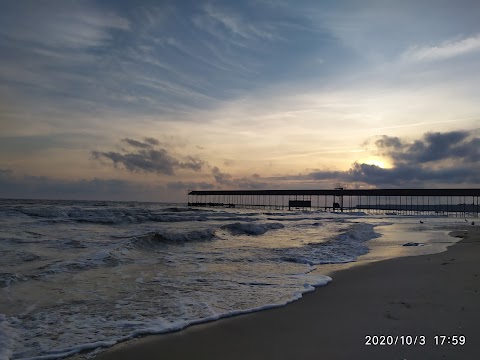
[0,0,479,201]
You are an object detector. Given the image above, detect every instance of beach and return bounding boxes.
[90,226,480,360]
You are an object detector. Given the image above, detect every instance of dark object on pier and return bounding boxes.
[288,200,311,210]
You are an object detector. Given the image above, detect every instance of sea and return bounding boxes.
[0,199,468,359]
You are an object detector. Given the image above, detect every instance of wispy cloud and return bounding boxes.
[403,34,480,62]
[203,3,276,41]
[0,2,129,49]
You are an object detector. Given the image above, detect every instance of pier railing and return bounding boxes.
[187,189,480,217]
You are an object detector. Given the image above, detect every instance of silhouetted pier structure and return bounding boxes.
[188,189,480,217]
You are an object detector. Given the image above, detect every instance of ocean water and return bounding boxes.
[0,199,466,359]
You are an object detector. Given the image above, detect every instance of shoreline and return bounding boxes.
[314,226,461,278]
[78,225,480,360]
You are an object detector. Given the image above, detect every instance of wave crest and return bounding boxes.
[221,222,284,236]
[132,228,217,248]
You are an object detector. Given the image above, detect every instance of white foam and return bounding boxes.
[9,273,331,360]
[280,223,381,265]
[16,340,118,360]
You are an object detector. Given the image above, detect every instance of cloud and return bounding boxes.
[403,34,480,62]
[122,138,154,149]
[212,166,233,185]
[347,162,478,186]
[374,131,479,165]
[96,130,479,192]
[92,138,205,175]
[0,2,130,49]
[307,162,480,188]
[305,130,480,187]
[144,137,160,146]
[201,3,276,41]
[181,156,204,171]
[211,166,268,189]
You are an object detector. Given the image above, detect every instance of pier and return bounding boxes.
[188,188,480,217]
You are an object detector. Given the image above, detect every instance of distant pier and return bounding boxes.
[188,188,480,217]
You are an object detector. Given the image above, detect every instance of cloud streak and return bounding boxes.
[0,2,130,49]
[201,3,276,42]
[403,34,480,62]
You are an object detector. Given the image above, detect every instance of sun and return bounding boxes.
[363,157,392,168]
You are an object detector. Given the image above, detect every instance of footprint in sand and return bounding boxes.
[400,301,412,309]
[441,258,456,265]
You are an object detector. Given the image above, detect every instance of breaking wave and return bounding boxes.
[131,228,218,248]
[279,223,380,265]
[220,222,285,235]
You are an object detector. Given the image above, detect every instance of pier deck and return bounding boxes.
[188,189,480,216]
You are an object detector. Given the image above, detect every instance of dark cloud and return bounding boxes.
[374,135,404,150]
[180,156,204,171]
[92,149,177,175]
[121,138,153,149]
[375,130,479,165]
[234,177,269,189]
[308,161,480,188]
[144,137,160,146]
[307,130,480,187]
[211,167,268,189]
[212,166,233,185]
[92,138,205,175]
[347,162,479,186]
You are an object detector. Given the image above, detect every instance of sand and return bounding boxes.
[85,226,480,360]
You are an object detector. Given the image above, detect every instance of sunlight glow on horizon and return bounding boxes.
[362,157,393,169]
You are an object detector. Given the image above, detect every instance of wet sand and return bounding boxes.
[85,226,480,360]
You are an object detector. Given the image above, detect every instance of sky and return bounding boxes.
[0,0,479,202]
